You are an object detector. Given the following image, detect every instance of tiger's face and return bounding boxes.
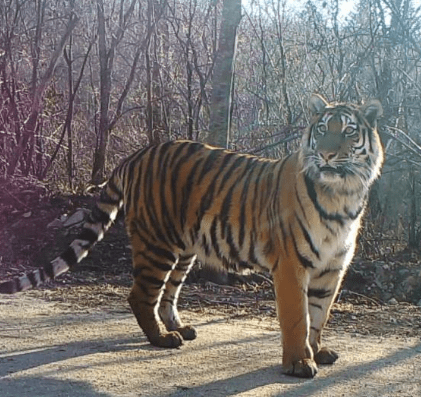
[301,94,384,189]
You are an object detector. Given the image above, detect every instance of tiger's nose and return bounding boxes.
[319,151,337,162]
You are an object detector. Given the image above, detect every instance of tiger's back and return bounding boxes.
[122,141,289,272]
[0,94,384,379]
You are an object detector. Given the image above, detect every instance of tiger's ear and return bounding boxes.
[361,99,383,127]
[309,94,329,116]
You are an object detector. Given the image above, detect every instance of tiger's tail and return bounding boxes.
[0,172,124,294]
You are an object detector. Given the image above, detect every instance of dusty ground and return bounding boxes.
[1,286,421,397]
[1,181,421,396]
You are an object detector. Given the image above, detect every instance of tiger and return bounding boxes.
[0,94,384,378]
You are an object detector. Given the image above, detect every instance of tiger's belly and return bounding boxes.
[188,214,361,275]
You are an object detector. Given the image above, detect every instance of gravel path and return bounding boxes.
[1,292,421,397]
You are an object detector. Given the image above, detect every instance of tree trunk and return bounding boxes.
[91,0,111,184]
[208,0,241,148]
[91,0,137,184]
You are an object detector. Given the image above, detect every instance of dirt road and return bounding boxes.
[1,288,421,397]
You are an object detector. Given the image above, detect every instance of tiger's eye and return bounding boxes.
[344,126,355,135]
[318,125,327,133]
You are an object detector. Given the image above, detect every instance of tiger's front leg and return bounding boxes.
[272,261,318,378]
[308,267,346,365]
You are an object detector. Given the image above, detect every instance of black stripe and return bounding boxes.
[239,260,253,270]
[171,149,191,214]
[145,242,177,263]
[197,153,236,222]
[159,140,175,157]
[180,158,203,231]
[272,155,290,203]
[175,263,193,272]
[248,232,258,264]
[220,159,251,241]
[279,217,288,255]
[238,200,246,248]
[159,148,172,208]
[99,189,121,206]
[144,146,165,243]
[27,270,42,288]
[136,251,174,272]
[107,177,123,200]
[136,212,150,236]
[308,288,332,299]
[264,238,274,255]
[344,204,364,220]
[295,188,308,224]
[238,161,256,248]
[169,141,191,168]
[202,234,211,256]
[130,153,145,216]
[296,215,320,259]
[178,254,195,263]
[142,275,165,288]
[198,148,220,183]
[90,206,111,224]
[60,247,78,266]
[159,149,186,250]
[291,226,314,269]
[248,163,270,265]
[79,228,99,244]
[272,259,279,272]
[226,223,240,262]
[335,247,349,259]
[317,268,340,279]
[169,279,182,287]
[217,155,247,194]
[136,279,157,296]
[251,162,269,212]
[220,187,235,240]
[304,174,345,226]
[210,217,222,259]
[44,262,55,278]
[132,218,168,254]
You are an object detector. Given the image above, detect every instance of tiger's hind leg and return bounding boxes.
[159,254,197,341]
[127,233,183,348]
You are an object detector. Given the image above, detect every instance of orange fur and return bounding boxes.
[0,94,384,378]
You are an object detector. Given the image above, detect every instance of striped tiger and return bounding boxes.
[0,94,384,378]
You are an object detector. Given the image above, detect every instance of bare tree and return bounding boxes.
[208,0,241,148]
[6,5,78,176]
[91,0,137,184]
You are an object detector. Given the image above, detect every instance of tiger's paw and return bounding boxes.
[149,331,184,348]
[314,347,339,365]
[283,358,318,378]
[177,325,197,341]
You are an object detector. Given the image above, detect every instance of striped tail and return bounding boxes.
[0,175,124,294]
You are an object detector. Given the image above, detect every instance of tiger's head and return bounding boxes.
[301,94,384,190]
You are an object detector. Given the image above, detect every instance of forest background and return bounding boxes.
[1,0,421,258]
